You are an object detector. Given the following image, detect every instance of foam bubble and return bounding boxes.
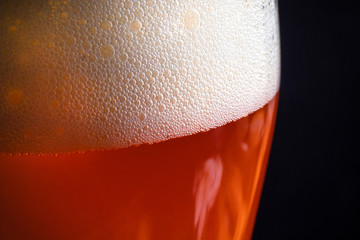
[100,44,115,58]
[184,9,200,30]
[0,0,280,154]
[101,21,112,31]
[130,20,142,31]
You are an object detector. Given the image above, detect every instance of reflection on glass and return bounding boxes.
[194,155,223,240]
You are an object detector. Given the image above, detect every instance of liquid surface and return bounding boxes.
[0,94,278,240]
[0,0,280,153]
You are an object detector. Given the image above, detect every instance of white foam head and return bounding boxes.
[0,0,280,154]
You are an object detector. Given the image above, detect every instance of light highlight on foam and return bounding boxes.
[0,0,280,154]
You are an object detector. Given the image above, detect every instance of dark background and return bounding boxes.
[253,1,359,239]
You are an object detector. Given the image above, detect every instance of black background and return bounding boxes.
[253,1,359,239]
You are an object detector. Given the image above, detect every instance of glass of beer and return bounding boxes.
[0,0,280,239]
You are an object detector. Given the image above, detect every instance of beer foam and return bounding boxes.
[0,0,280,153]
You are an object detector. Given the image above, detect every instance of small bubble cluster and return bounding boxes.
[0,0,280,154]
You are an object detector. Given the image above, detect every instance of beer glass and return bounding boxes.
[0,0,280,239]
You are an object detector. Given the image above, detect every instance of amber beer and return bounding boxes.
[0,96,278,240]
[0,0,280,240]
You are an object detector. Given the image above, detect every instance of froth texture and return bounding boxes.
[0,0,280,154]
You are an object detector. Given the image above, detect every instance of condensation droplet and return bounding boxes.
[184,9,200,30]
[101,44,115,58]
